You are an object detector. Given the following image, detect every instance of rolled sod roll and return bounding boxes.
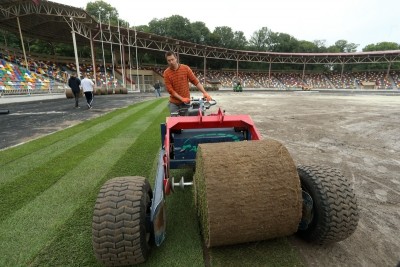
[65,88,83,98]
[65,88,73,98]
[194,139,302,247]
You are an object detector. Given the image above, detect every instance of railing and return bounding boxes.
[138,84,156,93]
[0,81,67,95]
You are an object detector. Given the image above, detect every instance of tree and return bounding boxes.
[355,42,400,71]
[135,25,149,32]
[147,18,166,36]
[327,45,341,53]
[249,27,272,51]
[190,21,211,44]
[0,31,20,49]
[313,40,327,52]
[232,31,247,50]
[212,26,235,48]
[363,42,399,52]
[294,40,320,53]
[269,32,298,52]
[333,40,358,53]
[148,15,192,42]
[86,0,119,23]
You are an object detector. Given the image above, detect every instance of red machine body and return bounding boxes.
[162,108,262,195]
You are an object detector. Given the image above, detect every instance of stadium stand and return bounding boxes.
[0,48,128,94]
[390,71,400,88]
[0,0,398,96]
[325,72,356,89]
[194,69,399,90]
[1,47,400,94]
[0,58,52,93]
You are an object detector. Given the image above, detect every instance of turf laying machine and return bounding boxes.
[92,98,359,266]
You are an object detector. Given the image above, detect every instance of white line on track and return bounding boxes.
[9,111,65,115]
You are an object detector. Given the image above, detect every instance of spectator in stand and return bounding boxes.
[80,73,95,109]
[163,51,212,114]
[68,72,81,108]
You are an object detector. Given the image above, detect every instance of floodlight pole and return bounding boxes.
[70,18,80,79]
[98,9,108,90]
[268,62,271,88]
[118,19,126,88]
[89,31,97,88]
[236,59,239,84]
[134,25,140,91]
[16,16,30,95]
[127,22,133,91]
[107,13,115,92]
[203,54,206,86]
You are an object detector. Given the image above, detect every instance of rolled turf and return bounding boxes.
[194,139,302,247]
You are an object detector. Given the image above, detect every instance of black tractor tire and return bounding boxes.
[92,176,153,266]
[297,165,359,244]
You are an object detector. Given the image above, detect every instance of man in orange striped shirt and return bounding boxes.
[163,51,212,114]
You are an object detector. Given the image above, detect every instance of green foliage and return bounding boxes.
[249,27,272,51]
[213,26,235,48]
[334,39,359,52]
[233,31,248,50]
[136,24,150,32]
[86,0,119,22]
[148,15,192,41]
[363,41,400,51]
[294,40,320,53]
[270,32,299,52]
[190,21,211,44]
[0,31,21,49]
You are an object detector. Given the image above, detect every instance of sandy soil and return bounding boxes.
[207,91,400,267]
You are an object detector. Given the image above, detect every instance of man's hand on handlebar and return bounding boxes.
[203,93,212,102]
[182,97,190,104]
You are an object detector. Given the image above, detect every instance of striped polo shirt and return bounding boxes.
[163,64,199,104]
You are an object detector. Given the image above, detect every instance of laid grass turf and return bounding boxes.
[0,97,304,266]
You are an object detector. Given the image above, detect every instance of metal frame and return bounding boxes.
[150,106,262,246]
[1,0,400,66]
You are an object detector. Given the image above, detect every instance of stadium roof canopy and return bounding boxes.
[0,0,97,44]
[1,0,400,65]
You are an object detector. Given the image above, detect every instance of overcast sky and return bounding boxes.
[50,0,399,51]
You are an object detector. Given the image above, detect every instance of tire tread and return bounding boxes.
[92,176,152,266]
[297,165,359,244]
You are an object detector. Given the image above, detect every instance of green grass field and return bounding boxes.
[0,98,304,266]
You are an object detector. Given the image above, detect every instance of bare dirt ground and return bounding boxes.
[1,91,399,266]
[210,91,400,267]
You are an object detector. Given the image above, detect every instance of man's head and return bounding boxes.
[71,72,76,77]
[165,51,178,70]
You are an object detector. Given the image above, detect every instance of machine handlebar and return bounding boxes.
[172,98,217,117]
[185,98,217,109]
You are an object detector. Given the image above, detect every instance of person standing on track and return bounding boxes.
[154,80,161,97]
[80,74,95,109]
[163,51,212,114]
[68,72,81,108]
